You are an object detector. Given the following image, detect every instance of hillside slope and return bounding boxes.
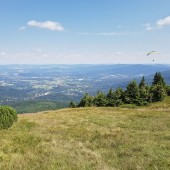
[0,97,170,170]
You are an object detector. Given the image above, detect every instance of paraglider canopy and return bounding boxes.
[147,51,158,56]
[147,51,159,62]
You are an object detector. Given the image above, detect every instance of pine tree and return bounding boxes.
[112,88,124,106]
[78,93,94,107]
[152,72,166,87]
[106,88,124,106]
[106,88,115,106]
[151,72,167,102]
[139,76,146,89]
[125,80,140,104]
[150,84,166,102]
[138,77,150,105]
[107,88,114,100]
[94,92,107,107]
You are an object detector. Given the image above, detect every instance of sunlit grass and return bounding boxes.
[0,97,170,169]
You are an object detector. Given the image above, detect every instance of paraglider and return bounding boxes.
[147,51,158,62]
[147,51,158,56]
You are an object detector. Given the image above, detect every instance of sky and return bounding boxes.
[0,0,170,64]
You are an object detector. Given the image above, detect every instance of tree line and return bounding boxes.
[70,72,170,108]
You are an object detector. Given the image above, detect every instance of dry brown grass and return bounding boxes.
[0,97,170,169]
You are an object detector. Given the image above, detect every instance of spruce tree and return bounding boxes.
[125,80,140,104]
[112,88,124,106]
[94,92,107,107]
[106,88,115,106]
[150,84,166,102]
[152,72,166,87]
[106,88,124,106]
[78,93,93,107]
[151,72,167,102]
[138,77,149,105]
[139,76,146,89]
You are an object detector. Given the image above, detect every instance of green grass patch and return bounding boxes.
[0,97,170,169]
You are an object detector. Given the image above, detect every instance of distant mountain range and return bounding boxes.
[144,69,170,84]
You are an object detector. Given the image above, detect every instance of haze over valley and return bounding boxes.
[0,64,169,113]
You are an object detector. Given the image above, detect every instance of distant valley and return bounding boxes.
[0,64,170,113]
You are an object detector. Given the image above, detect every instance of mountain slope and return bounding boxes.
[0,97,170,169]
[162,70,170,84]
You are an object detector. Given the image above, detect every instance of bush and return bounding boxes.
[0,106,17,129]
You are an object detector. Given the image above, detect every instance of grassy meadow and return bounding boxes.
[0,97,170,170]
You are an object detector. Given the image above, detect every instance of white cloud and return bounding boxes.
[27,20,64,31]
[145,16,170,31]
[157,16,170,27]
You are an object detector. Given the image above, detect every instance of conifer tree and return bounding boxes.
[152,72,166,87]
[106,88,115,106]
[78,93,93,107]
[125,80,140,104]
[138,77,150,105]
[106,88,124,106]
[139,76,146,89]
[112,88,124,106]
[94,92,107,106]
[150,84,166,102]
[150,72,167,102]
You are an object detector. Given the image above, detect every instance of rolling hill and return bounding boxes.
[0,97,170,169]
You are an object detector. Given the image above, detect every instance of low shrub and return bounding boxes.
[0,106,17,129]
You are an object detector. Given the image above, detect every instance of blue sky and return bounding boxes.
[0,0,170,64]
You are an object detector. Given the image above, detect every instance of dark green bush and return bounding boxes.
[0,106,17,129]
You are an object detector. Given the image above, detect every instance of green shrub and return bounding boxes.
[0,106,17,129]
